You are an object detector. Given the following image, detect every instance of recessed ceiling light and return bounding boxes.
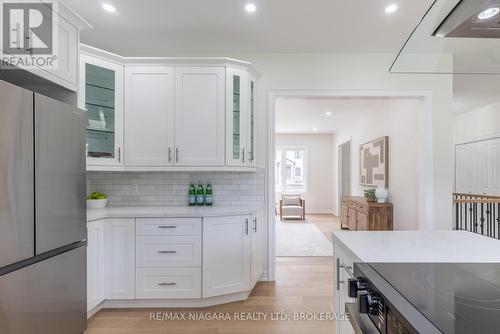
[385,4,398,14]
[245,3,257,13]
[102,3,116,13]
[478,7,500,20]
[312,128,318,131]
[325,111,332,116]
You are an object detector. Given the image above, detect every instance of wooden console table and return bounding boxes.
[340,196,393,231]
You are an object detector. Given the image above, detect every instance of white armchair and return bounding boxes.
[279,194,306,221]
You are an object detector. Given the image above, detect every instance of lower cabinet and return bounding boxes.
[87,213,263,310]
[203,215,252,298]
[334,242,356,334]
[103,219,136,299]
[87,220,105,311]
[250,212,264,288]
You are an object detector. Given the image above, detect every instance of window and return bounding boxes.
[275,147,308,193]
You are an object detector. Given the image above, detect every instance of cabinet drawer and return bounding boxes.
[136,218,201,236]
[347,201,357,209]
[136,267,201,299]
[356,204,368,213]
[136,236,201,267]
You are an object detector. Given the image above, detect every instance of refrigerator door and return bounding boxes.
[35,94,86,255]
[0,80,35,269]
[0,245,86,334]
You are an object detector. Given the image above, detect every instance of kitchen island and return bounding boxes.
[86,206,264,317]
[333,230,500,334]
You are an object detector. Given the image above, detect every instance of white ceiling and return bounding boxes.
[63,0,434,55]
[275,97,422,134]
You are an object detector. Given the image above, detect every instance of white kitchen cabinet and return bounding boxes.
[124,67,175,166]
[136,235,202,267]
[334,242,356,334]
[80,54,124,167]
[250,211,264,288]
[455,137,500,196]
[104,218,135,299]
[203,215,251,298]
[174,67,225,166]
[246,75,258,166]
[87,220,105,311]
[27,15,79,91]
[226,68,248,166]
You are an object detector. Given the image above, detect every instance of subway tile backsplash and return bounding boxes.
[86,170,265,208]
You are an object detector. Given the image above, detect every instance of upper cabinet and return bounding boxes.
[175,67,225,167]
[247,74,258,167]
[80,54,124,167]
[82,47,260,171]
[0,4,91,92]
[226,68,248,166]
[124,67,175,166]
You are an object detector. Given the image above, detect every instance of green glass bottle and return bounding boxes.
[188,184,196,206]
[196,183,205,206]
[205,182,213,206]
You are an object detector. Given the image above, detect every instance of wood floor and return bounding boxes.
[85,215,341,334]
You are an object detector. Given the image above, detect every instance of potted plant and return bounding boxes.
[363,189,377,202]
[86,192,108,209]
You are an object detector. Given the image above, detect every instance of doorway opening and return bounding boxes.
[267,90,434,281]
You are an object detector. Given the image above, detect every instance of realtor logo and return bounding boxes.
[0,0,58,69]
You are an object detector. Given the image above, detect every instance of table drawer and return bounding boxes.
[136,267,201,299]
[136,218,201,236]
[136,235,201,267]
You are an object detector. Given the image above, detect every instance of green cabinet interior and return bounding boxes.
[85,63,116,159]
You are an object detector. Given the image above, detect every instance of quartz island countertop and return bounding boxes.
[332,230,500,263]
[87,206,263,222]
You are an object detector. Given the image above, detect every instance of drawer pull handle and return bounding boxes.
[158,250,177,254]
[158,282,176,287]
[158,225,177,229]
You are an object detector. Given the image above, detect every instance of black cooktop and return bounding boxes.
[370,263,500,334]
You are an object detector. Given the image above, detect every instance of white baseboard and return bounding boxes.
[305,210,335,215]
[259,271,271,282]
[87,291,250,318]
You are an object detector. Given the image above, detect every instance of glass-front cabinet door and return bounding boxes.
[247,75,257,166]
[79,55,123,167]
[226,68,248,166]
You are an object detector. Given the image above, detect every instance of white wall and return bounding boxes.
[332,98,424,230]
[454,102,500,144]
[276,134,334,214]
[238,53,453,231]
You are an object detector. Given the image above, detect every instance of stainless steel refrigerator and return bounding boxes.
[0,80,87,334]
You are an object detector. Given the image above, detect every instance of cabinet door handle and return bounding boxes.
[118,147,121,163]
[242,148,245,163]
[253,217,257,232]
[158,250,177,254]
[158,225,177,229]
[249,151,253,163]
[245,219,249,235]
[336,258,344,291]
[176,148,180,163]
[168,148,172,163]
[158,282,176,287]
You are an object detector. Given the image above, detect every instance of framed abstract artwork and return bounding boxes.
[359,136,389,188]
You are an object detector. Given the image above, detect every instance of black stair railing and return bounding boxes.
[453,193,500,239]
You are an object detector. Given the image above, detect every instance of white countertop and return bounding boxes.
[332,230,500,262]
[87,206,262,222]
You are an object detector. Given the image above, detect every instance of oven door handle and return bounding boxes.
[345,303,380,334]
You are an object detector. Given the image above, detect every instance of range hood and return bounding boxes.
[391,0,500,74]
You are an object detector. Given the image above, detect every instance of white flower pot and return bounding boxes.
[375,188,389,203]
